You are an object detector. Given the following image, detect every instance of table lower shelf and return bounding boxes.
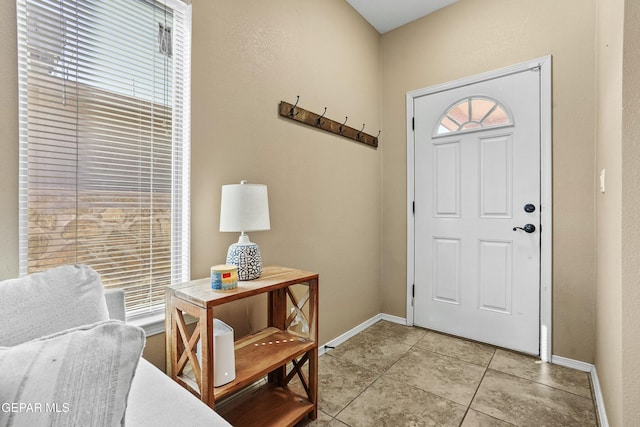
[216,384,315,427]
[215,327,315,400]
[175,327,316,402]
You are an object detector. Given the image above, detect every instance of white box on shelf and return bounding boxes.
[197,318,236,387]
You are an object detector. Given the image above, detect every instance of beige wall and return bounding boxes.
[189,0,382,345]
[152,0,384,361]
[143,333,167,371]
[0,0,18,279]
[595,0,623,424]
[380,0,597,362]
[594,0,640,424]
[621,0,640,423]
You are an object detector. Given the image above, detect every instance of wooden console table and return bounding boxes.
[165,266,319,426]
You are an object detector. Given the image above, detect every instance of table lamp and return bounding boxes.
[219,180,270,280]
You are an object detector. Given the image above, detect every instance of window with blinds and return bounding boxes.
[17,0,191,317]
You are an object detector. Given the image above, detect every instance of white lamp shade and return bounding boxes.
[219,182,271,232]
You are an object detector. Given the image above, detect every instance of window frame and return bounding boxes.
[433,96,514,138]
[16,0,192,333]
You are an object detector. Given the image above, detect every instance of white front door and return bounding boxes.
[413,68,541,355]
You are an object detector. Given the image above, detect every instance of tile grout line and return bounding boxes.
[326,329,429,425]
[468,368,598,426]
[487,368,595,404]
[456,348,497,427]
[334,330,504,426]
[425,338,594,401]
[413,345,495,369]
[492,349,595,400]
[397,335,487,425]
[487,366,595,400]
[331,370,384,424]
[324,349,388,425]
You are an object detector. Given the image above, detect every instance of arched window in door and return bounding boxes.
[434,96,513,136]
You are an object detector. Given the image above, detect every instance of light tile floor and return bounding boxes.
[296,320,598,427]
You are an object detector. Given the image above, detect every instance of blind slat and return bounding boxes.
[18,0,191,315]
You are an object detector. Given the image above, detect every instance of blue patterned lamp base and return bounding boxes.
[226,242,263,281]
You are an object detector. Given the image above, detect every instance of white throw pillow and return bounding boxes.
[0,265,110,346]
[0,320,145,427]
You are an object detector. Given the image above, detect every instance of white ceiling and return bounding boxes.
[345,0,459,34]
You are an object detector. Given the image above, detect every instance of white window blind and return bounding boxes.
[17,0,191,317]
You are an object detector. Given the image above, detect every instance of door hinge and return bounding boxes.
[412,117,415,130]
[411,284,415,306]
[412,201,415,214]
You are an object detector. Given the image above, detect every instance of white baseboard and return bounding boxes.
[319,314,380,356]
[551,355,608,427]
[551,355,592,372]
[319,313,407,356]
[381,313,408,325]
[589,364,609,427]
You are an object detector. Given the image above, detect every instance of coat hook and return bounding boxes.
[357,123,365,139]
[376,130,381,138]
[317,107,327,126]
[339,116,348,134]
[289,95,300,117]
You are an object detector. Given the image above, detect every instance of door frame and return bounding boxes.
[406,56,552,361]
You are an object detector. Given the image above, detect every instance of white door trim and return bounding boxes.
[406,56,552,361]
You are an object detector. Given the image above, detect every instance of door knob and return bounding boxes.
[513,224,536,233]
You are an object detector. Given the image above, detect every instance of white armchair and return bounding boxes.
[0,265,230,427]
